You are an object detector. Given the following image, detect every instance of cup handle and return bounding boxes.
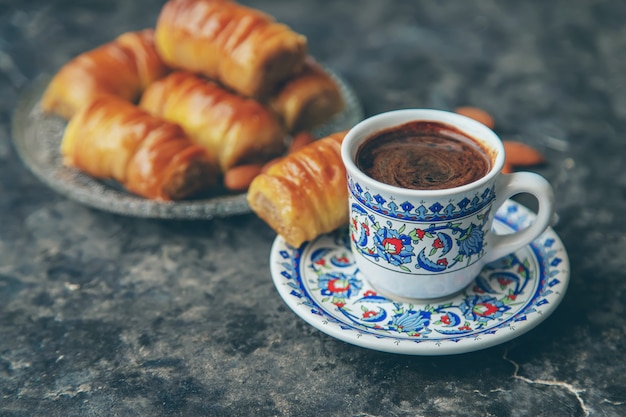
[483,172,555,263]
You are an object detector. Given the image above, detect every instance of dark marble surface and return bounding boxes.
[1,1,625,416]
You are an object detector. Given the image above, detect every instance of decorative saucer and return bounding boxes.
[270,199,569,355]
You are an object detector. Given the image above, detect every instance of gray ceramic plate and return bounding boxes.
[12,68,363,219]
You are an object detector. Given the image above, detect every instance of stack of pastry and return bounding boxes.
[41,0,345,202]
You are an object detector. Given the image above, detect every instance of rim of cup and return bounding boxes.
[341,108,506,197]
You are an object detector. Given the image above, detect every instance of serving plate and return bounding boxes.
[270,199,569,355]
[11,68,362,219]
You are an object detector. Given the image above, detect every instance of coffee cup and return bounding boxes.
[341,109,555,300]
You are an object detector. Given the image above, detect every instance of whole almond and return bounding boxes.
[454,106,495,129]
[288,131,315,154]
[224,164,264,191]
[501,162,514,174]
[503,141,545,166]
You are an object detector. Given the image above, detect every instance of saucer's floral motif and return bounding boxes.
[316,271,362,308]
[289,226,535,338]
[272,199,569,354]
[387,305,432,336]
[316,247,532,337]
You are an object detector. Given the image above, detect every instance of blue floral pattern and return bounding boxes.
[351,202,491,274]
[271,199,570,354]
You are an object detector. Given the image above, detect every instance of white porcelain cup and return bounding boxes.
[341,109,555,300]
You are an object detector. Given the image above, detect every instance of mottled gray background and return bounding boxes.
[1,0,625,416]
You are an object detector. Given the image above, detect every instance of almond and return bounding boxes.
[501,162,514,174]
[288,131,315,154]
[454,106,495,129]
[503,141,545,166]
[224,164,264,191]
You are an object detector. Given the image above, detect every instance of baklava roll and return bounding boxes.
[42,29,169,119]
[270,57,345,133]
[139,71,286,172]
[247,131,348,247]
[62,96,219,201]
[154,0,307,99]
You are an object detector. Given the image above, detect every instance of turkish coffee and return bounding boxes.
[355,120,492,190]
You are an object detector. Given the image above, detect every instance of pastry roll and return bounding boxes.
[154,0,307,99]
[139,71,286,172]
[62,96,219,201]
[247,131,348,247]
[270,57,345,133]
[41,29,170,119]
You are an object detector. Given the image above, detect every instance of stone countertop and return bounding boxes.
[1,1,625,416]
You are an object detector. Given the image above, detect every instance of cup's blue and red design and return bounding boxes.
[349,179,496,276]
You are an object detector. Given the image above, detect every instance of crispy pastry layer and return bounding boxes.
[42,29,169,119]
[270,57,345,133]
[155,0,307,99]
[62,96,218,200]
[247,131,348,247]
[140,71,286,172]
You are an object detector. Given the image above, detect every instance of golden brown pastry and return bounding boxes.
[154,0,307,99]
[139,71,286,172]
[62,96,219,200]
[41,29,170,119]
[247,131,348,247]
[270,57,345,133]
